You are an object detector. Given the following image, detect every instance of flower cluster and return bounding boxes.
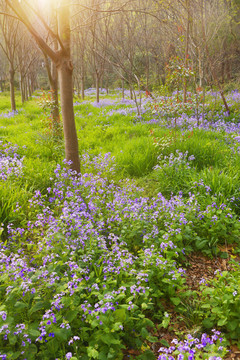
[157,329,228,359]
[0,141,24,180]
[154,150,195,171]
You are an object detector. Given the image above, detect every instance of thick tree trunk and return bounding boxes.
[57,0,80,174]
[9,66,16,111]
[58,58,80,173]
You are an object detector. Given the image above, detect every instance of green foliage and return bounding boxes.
[199,260,240,346]
[1,88,240,358]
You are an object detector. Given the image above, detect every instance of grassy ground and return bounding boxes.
[0,89,240,359]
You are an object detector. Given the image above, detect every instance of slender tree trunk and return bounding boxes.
[57,0,80,174]
[130,87,133,100]
[122,78,124,99]
[81,58,85,100]
[24,80,28,101]
[28,76,32,97]
[200,0,229,114]
[51,60,60,125]
[20,73,25,103]
[50,4,60,128]
[221,60,225,84]
[183,0,190,103]
[198,48,203,88]
[226,58,231,81]
[106,76,109,95]
[9,65,16,111]
[81,76,84,100]
[96,75,100,103]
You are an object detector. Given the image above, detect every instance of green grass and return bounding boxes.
[1,89,240,356]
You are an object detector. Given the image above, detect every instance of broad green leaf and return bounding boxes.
[170,297,181,306]
[114,309,126,322]
[65,310,78,322]
[87,346,99,359]
[217,318,227,326]
[14,301,28,310]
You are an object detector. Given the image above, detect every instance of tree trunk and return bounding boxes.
[81,75,85,100]
[24,80,28,101]
[96,75,100,103]
[122,78,124,99]
[28,76,32,97]
[51,60,60,126]
[221,59,225,84]
[20,73,25,103]
[57,0,80,174]
[81,56,85,100]
[183,0,190,103]
[130,87,133,100]
[9,66,16,111]
[198,49,203,88]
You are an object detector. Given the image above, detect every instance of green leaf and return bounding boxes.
[87,346,99,359]
[11,351,22,359]
[227,320,238,331]
[218,318,227,326]
[14,301,28,310]
[99,346,111,360]
[170,297,181,306]
[140,350,155,360]
[195,239,208,250]
[54,329,68,341]
[201,303,211,309]
[24,344,38,360]
[28,328,40,338]
[28,301,48,315]
[202,318,214,328]
[148,335,158,343]
[160,339,169,347]
[219,252,229,259]
[176,234,182,241]
[101,334,121,346]
[140,327,149,339]
[9,334,17,345]
[47,338,60,353]
[114,309,126,322]
[65,310,78,322]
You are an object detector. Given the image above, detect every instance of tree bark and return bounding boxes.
[81,57,85,100]
[96,75,100,103]
[50,60,60,126]
[122,78,124,99]
[183,0,190,103]
[20,73,25,103]
[7,0,80,172]
[9,65,16,111]
[57,0,80,174]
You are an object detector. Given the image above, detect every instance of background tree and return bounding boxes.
[0,1,20,111]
